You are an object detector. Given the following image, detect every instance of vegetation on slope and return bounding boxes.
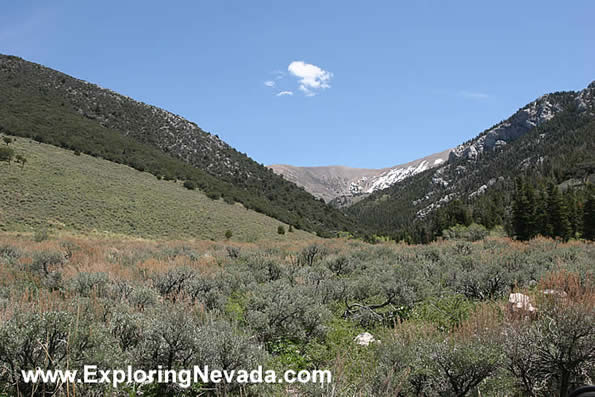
[0,137,312,241]
[0,234,592,396]
[348,87,595,243]
[0,54,357,236]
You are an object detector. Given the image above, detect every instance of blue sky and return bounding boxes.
[1,1,593,168]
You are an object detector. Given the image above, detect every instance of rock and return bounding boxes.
[354,332,377,346]
[542,289,568,298]
[508,293,536,314]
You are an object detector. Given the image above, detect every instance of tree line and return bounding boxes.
[512,178,594,241]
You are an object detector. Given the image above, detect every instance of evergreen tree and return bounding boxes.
[512,179,536,240]
[524,183,537,239]
[534,190,549,237]
[564,190,581,238]
[546,183,571,241]
[583,192,595,240]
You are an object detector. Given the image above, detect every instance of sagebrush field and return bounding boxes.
[0,233,592,396]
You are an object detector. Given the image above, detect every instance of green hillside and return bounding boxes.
[0,137,312,241]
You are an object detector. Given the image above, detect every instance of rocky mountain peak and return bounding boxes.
[449,85,594,162]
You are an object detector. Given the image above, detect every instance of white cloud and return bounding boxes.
[264,80,275,87]
[288,61,332,96]
[276,91,293,96]
[299,86,316,97]
[459,91,489,99]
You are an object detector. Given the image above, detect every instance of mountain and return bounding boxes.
[347,82,595,241]
[0,137,312,241]
[0,54,357,236]
[269,149,452,204]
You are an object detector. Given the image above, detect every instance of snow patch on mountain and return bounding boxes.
[365,160,431,193]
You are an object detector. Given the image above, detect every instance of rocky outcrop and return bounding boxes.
[450,84,595,162]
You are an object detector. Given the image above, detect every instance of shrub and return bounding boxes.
[226,246,240,258]
[299,244,326,266]
[0,308,115,396]
[43,271,63,292]
[277,225,285,235]
[245,281,330,346]
[14,154,26,168]
[427,337,503,396]
[374,324,437,396]
[207,191,221,200]
[504,298,595,396]
[69,272,110,297]
[198,321,267,395]
[443,223,490,242]
[450,251,526,300]
[157,246,199,261]
[31,250,65,275]
[225,229,233,240]
[324,254,353,276]
[110,306,143,353]
[244,254,284,283]
[151,267,195,301]
[33,228,49,242]
[0,244,21,264]
[108,279,134,301]
[129,285,158,309]
[135,304,202,370]
[411,294,474,331]
[184,276,228,311]
[183,180,196,190]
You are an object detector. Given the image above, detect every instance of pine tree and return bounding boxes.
[524,184,537,239]
[564,190,581,238]
[583,192,595,240]
[546,183,571,241]
[512,179,536,240]
[534,190,549,237]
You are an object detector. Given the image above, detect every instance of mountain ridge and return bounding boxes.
[268,148,452,203]
[347,81,595,241]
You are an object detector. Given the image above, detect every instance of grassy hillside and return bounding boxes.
[0,137,312,241]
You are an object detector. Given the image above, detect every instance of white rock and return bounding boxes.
[354,332,377,346]
[508,293,536,313]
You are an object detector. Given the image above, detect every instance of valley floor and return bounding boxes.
[0,233,593,396]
